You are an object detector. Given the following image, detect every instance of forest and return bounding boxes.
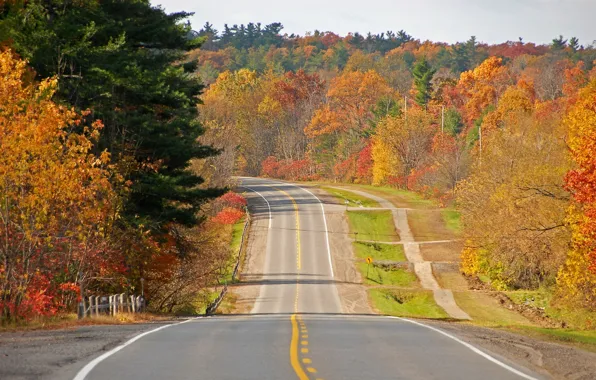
[0,1,247,321]
[0,1,595,323]
[196,22,596,312]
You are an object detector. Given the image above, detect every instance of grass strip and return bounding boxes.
[321,186,381,208]
[347,210,399,242]
[358,262,417,287]
[353,241,406,262]
[369,288,449,319]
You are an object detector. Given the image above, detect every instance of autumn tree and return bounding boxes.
[372,108,436,185]
[412,58,435,107]
[306,70,394,177]
[557,79,596,309]
[0,51,118,320]
[458,103,569,289]
[0,0,220,232]
[456,56,514,124]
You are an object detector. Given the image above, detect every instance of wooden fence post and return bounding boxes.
[88,296,95,317]
[119,293,125,313]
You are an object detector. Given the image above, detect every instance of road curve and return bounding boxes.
[73,177,544,380]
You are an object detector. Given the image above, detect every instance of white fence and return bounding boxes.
[78,293,145,318]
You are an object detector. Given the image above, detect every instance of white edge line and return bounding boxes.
[73,318,195,380]
[387,316,539,380]
[241,186,272,230]
[273,181,334,278]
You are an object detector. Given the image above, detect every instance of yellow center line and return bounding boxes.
[290,314,309,380]
[267,184,322,380]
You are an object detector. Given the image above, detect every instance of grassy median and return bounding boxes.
[353,241,406,262]
[358,262,417,287]
[369,289,449,319]
[347,210,399,242]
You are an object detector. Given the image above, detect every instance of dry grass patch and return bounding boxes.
[407,209,456,241]
[0,312,172,332]
[452,291,533,327]
[419,241,463,262]
[433,268,470,291]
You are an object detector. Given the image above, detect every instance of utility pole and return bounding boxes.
[404,96,407,119]
[441,106,445,133]
[479,125,483,166]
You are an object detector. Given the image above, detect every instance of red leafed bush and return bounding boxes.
[279,159,312,180]
[260,156,315,181]
[356,144,373,183]
[261,156,281,177]
[333,155,357,182]
[213,207,245,224]
[219,192,247,208]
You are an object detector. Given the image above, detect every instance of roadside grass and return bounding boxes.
[353,241,406,262]
[230,219,245,253]
[0,312,171,332]
[505,290,550,309]
[441,208,462,234]
[451,291,532,326]
[344,184,435,209]
[507,326,596,352]
[407,209,456,241]
[215,291,238,314]
[369,288,449,319]
[324,180,596,349]
[320,186,380,208]
[505,289,596,330]
[358,262,418,287]
[221,218,246,285]
[347,210,399,242]
[419,242,462,262]
[174,291,219,316]
[433,270,469,291]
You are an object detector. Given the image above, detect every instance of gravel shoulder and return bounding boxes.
[431,321,596,380]
[0,322,175,380]
[305,185,372,314]
[228,189,269,314]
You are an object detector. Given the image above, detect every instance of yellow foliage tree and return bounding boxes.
[372,108,435,184]
[557,78,596,309]
[457,104,569,289]
[0,50,117,319]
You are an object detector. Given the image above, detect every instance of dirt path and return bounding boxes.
[329,186,471,320]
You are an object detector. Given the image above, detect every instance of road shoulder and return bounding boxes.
[0,322,172,380]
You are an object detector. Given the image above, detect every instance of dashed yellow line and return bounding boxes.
[290,314,309,380]
[267,185,323,380]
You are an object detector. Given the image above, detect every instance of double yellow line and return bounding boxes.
[268,186,322,380]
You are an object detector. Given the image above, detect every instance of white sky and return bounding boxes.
[153,0,595,45]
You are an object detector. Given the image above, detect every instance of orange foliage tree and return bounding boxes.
[306,70,395,178]
[305,70,394,137]
[456,57,514,124]
[0,51,119,320]
[558,78,596,308]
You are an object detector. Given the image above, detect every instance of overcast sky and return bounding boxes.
[153,0,595,45]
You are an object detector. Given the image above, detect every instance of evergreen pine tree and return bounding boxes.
[412,58,436,107]
[0,0,222,231]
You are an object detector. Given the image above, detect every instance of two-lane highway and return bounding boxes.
[243,177,341,315]
[72,177,544,380]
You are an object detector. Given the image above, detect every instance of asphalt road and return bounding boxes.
[71,177,543,380]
